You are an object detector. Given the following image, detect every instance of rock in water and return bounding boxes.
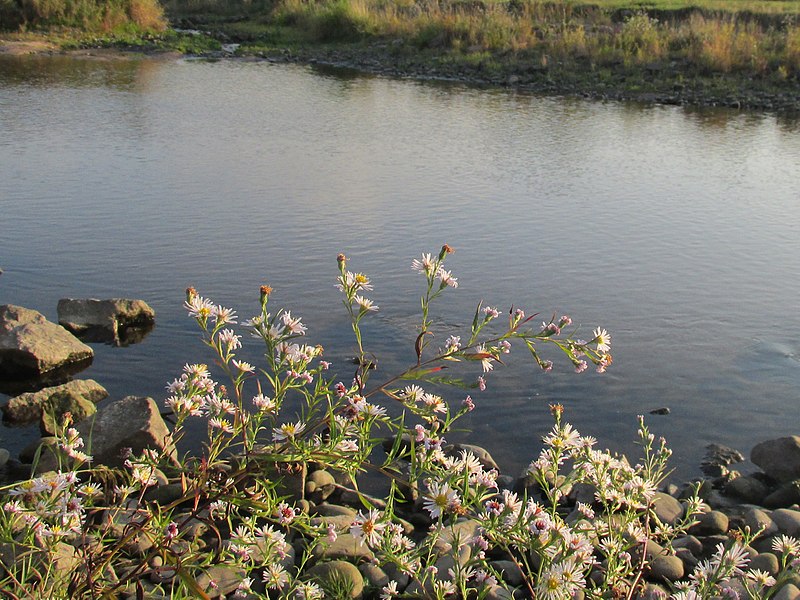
[0,304,93,383]
[2,379,108,427]
[36,396,177,472]
[57,298,155,345]
[752,436,800,483]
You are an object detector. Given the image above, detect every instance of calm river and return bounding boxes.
[1,54,799,482]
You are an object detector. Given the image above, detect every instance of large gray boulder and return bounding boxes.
[58,298,155,345]
[37,396,176,471]
[752,436,800,483]
[0,304,93,383]
[1,379,107,434]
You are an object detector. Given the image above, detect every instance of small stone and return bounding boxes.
[490,560,524,586]
[307,469,336,502]
[195,565,246,598]
[672,535,703,557]
[689,510,729,536]
[772,508,800,536]
[750,551,780,575]
[358,563,390,588]
[0,448,9,469]
[311,503,356,518]
[744,508,779,538]
[652,492,683,525]
[484,585,515,600]
[311,533,374,562]
[305,561,364,599]
[649,407,670,415]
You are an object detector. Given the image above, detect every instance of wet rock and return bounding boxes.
[0,304,93,385]
[58,298,155,346]
[649,407,670,415]
[2,379,106,427]
[705,443,745,467]
[306,561,364,599]
[752,437,800,483]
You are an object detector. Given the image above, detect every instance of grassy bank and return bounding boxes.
[157,0,800,109]
[2,0,800,110]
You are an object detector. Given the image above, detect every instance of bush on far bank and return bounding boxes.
[0,0,166,33]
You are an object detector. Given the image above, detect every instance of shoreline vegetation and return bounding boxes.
[1,0,800,112]
[4,252,800,598]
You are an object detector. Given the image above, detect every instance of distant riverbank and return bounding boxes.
[2,0,800,112]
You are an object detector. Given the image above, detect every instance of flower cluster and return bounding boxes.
[0,247,630,599]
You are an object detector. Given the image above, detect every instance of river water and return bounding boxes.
[1,54,799,482]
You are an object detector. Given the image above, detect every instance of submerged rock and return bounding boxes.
[57,298,155,346]
[0,304,93,388]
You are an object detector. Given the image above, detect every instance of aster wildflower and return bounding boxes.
[423,480,460,519]
[232,359,255,373]
[273,420,306,442]
[411,253,435,275]
[477,376,486,391]
[213,305,237,325]
[444,335,461,353]
[745,568,777,588]
[773,534,800,557]
[262,563,289,589]
[281,311,307,335]
[295,581,324,600]
[275,502,299,525]
[353,295,378,312]
[436,267,458,288]
[593,327,612,352]
[381,581,399,599]
[483,306,500,319]
[350,509,386,547]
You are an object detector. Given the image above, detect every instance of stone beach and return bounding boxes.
[2,301,800,598]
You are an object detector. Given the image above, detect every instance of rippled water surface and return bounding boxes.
[2,54,799,481]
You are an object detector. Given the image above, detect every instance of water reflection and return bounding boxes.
[1,55,799,482]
